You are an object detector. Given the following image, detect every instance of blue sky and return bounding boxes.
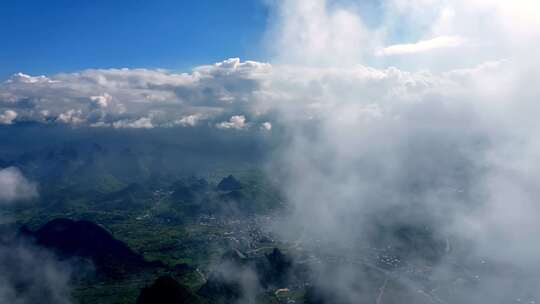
[0,0,269,78]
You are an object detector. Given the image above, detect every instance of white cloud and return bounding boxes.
[266,0,371,66]
[0,110,17,125]
[376,35,465,56]
[89,93,112,108]
[0,58,271,128]
[216,115,247,130]
[112,117,153,129]
[0,58,500,131]
[6,72,55,84]
[175,114,203,127]
[261,122,272,131]
[0,167,37,204]
[56,109,84,124]
[89,121,110,128]
[257,2,540,301]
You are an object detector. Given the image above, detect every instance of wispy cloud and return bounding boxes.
[376,35,465,56]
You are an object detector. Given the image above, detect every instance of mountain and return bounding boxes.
[197,273,244,304]
[26,218,162,277]
[101,183,149,202]
[217,175,242,191]
[170,181,197,203]
[257,248,293,288]
[136,276,202,304]
[95,182,152,211]
[197,249,249,303]
[198,248,297,302]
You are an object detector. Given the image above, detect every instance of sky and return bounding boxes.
[1,0,513,78]
[0,0,269,78]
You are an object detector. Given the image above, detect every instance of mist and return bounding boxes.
[0,167,37,204]
[263,0,540,303]
[0,228,73,304]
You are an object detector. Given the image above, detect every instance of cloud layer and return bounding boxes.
[0,58,515,132]
[0,58,272,130]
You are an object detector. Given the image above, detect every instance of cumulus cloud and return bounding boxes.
[0,57,467,131]
[112,117,153,129]
[0,110,17,125]
[216,115,247,130]
[0,60,271,129]
[89,93,111,108]
[0,167,38,204]
[6,72,56,84]
[376,35,465,56]
[175,114,203,127]
[260,122,272,131]
[56,109,84,124]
